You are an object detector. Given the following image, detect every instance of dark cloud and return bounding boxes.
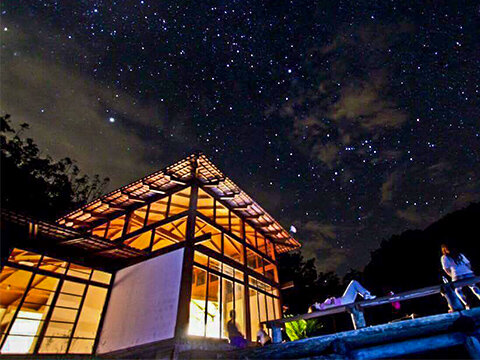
[298,221,348,273]
[381,172,399,205]
[395,206,436,227]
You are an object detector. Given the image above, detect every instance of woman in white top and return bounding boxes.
[310,280,376,311]
[441,244,480,309]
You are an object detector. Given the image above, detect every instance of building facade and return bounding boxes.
[0,153,300,356]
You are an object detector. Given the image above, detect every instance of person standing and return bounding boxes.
[256,323,272,346]
[441,244,480,309]
[227,310,247,348]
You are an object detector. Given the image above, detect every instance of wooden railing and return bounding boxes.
[265,276,480,343]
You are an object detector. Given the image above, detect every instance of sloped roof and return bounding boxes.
[57,152,300,253]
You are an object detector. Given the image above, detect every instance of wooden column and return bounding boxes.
[174,183,198,339]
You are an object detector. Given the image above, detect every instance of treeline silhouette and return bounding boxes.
[1,114,109,220]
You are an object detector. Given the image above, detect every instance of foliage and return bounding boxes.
[285,317,323,341]
[1,114,109,220]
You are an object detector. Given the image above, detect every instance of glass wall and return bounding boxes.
[248,277,281,341]
[189,250,280,342]
[0,249,111,355]
[189,252,245,339]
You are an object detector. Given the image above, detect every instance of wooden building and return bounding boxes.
[0,152,300,356]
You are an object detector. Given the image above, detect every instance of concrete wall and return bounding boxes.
[96,249,184,354]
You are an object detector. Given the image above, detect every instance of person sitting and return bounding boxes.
[309,280,376,311]
[227,310,247,348]
[441,244,480,310]
[256,323,272,346]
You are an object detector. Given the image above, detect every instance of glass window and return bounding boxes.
[169,187,191,216]
[126,205,148,234]
[0,268,34,350]
[264,259,278,283]
[230,213,243,239]
[221,278,234,339]
[194,252,208,267]
[274,298,282,321]
[257,233,267,255]
[249,288,259,341]
[91,270,112,285]
[38,337,69,354]
[195,218,222,253]
[105,215,126,241]
[72,286,107,339]
[189,255,246,340]
[206,274,220,338]
[91,222,108,238]
[39,257,68,275]
[198,188,215,220]
[151,216,187,251]
[147,198,168,225]
[189,267,207,336]
[124,230,152,250]
[224,235,244,264]
[8,249,41,268]
[68,339,95,354]
[67,264,92,280]
[245,224,256,247]
[215,202,229,231]
[258,292,267,323]
[1,250,111,355]
[246,249,264,275]
[234,282,246,336]
[266,295,275,321]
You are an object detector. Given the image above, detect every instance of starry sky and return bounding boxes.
[1,1,479,274]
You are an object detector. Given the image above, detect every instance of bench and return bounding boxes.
[265,276,480,343]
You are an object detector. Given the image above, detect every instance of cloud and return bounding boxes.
[395,206,436,227]
[329,81,407,130]
[0,20,196,189]
[284,24,411,169]
[297,221,348,273]
[381,172,399,204]
[312,142,339,168]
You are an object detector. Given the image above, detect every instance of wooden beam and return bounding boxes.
[121,192,146,203]
[220,195,236,200]
[166,174,188,185]
[232,205,251,211]
[147,187,165,195]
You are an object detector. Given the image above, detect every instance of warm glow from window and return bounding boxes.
[1,251,111,355]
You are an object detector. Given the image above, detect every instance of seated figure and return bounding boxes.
[310,280,376,312]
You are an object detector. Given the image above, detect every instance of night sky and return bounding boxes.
[2,1,479,274]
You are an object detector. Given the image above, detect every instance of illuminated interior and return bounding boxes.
[0,249,111,354]
[188,251,280,341]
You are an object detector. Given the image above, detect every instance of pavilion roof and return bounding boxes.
[57,152,300,253]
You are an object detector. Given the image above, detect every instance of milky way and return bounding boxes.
[1,1,479,273]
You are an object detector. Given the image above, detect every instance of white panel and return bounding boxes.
[96,248,184,354]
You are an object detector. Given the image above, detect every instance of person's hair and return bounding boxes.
[442,244,464,265]
[229,309,236,318]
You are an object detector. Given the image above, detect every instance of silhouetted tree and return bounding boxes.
[1,114,109,220]
[278,252,318,314]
